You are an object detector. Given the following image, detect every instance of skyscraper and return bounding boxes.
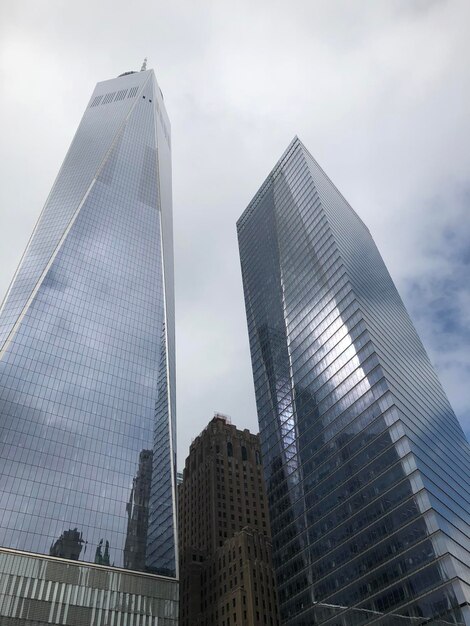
[0,66,178,623]
[178,414,280,626]
[237,138,470,626]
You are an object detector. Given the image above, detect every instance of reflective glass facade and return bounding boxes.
[237,138,470,625]
[0,69,177,578]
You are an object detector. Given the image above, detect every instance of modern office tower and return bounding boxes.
[178,414,280,626]
[0,66,178,624]
[237,137,470,626]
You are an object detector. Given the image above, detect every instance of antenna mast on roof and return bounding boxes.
[140,58,147,71]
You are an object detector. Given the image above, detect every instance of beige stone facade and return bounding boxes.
[178,415,280,626]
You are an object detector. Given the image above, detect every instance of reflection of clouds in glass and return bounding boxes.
[239,140,470,624]
[0,93,135,352]
[0,74,176,572]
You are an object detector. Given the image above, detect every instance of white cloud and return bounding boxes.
[0,0,469,463]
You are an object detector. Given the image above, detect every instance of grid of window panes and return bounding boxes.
[0,71,177,577]
[237,138,470,625]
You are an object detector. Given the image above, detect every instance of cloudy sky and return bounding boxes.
[0,0,469,465]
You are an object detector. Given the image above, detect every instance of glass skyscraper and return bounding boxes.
[237,138,470,626]
[0,67,178,624]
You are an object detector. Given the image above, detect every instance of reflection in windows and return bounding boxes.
[0,69,177,577]
[94,539,111,566]
[49,528,86,561]
[237,138,470,625]
[124,449,152,572]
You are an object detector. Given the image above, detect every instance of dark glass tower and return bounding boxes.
[0,64,177,596]
[237,138,470,626]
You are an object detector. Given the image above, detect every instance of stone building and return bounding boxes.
[178,414,280,626]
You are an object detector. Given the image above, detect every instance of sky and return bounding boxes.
[0,0,469,466]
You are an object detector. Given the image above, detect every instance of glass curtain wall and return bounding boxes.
[0,69,177,578]
[237,138,470,625]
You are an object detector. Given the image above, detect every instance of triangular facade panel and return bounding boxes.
[0,69,177,577]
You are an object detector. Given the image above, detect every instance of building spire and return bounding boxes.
[140,58,147,72]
